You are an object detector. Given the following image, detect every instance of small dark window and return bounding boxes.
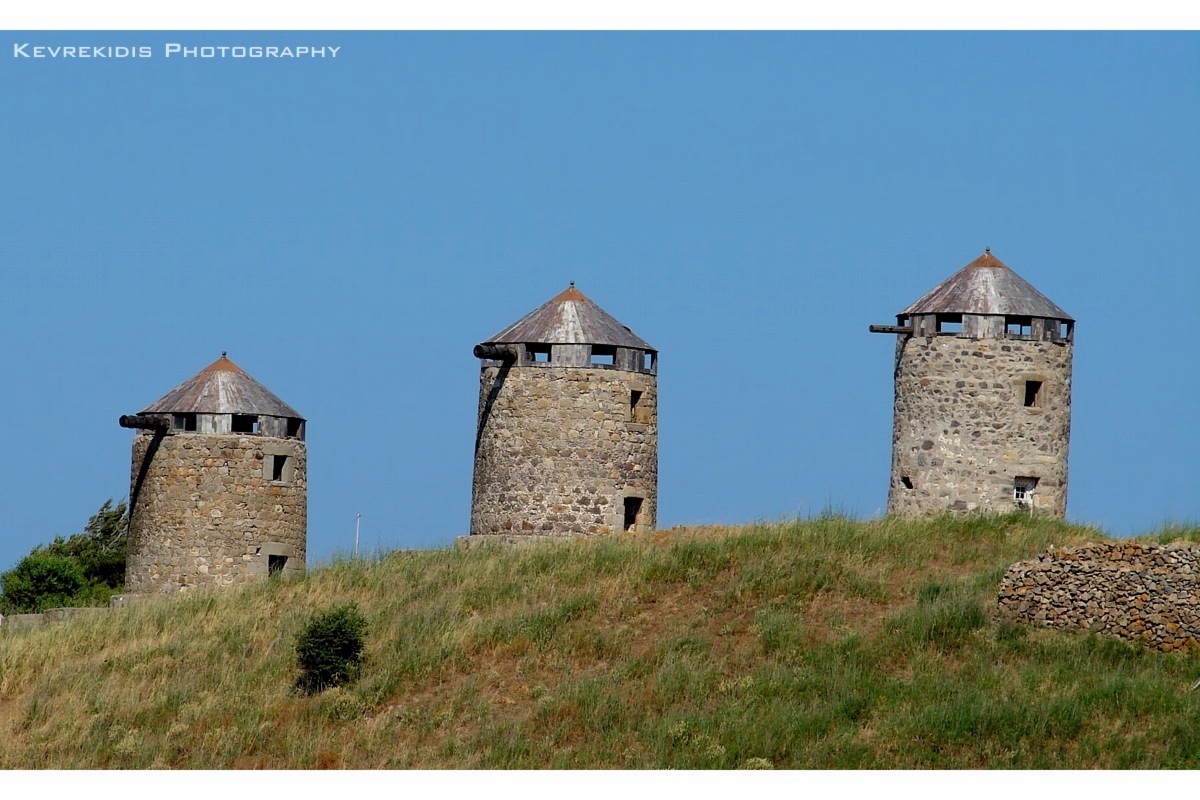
[172,413,197,431]
[286,418,303,439]
[900,476,914,490]
[1024,380,1043,408]
[271,455,289,482]
[528,345,551,363]
[268,554,287,577]
[590,345,616,366]
[232,414,259,434]
[623,497,643,532]
[630,390,643,421]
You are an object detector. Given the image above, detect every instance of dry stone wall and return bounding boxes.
[889,336,1072,517]
[998,542,1200,652]
[126,432,307,594]
[471,364,657,537]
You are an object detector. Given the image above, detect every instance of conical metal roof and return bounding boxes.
[480,283,655,351]
[900,251,1073,321]
[139,353,303,418]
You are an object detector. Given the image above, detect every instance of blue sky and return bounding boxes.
[0,31,1196,572]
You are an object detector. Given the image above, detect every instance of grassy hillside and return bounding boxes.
[2,514,1199,769]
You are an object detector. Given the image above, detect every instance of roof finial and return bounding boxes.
[985,246,991,254]
[569,280,575,288]
[221,351,227,358]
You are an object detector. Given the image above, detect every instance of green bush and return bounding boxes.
[1,553,87,613]
[295,604,368,694]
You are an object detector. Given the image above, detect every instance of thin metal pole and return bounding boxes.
[355,513,361,558]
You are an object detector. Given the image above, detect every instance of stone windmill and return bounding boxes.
[470,284,658,539]
[118,353,307,593]
[870,251,1074,516]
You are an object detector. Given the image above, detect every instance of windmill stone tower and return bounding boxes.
[119,353,307,593]
[870,251,1074,517]
[470,283,658,539]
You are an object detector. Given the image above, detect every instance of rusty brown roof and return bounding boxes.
[139,353,303,418]
[480,283,655,351]
[900,251,1073,320]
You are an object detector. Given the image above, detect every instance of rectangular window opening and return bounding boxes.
[1014,476,1039,508]
[271,454,290,482]
[172,413,197,432]
[630,389,643,421]
[1006,316,1033,339]
[1023,380,1043,408]
[286,418,303,439]
[623,497,644,532]
[268,554,287,578]
[900,476,913,490]
[643,352,655,372]
[1060,322,1071,341]
[232,414,259,434]
[590,345,616,366]
[936,314,963,335]
[528,345,551,363]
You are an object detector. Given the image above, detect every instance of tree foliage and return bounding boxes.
[38,499,129,590]
[0,499,128,614]
[1,553,86,613]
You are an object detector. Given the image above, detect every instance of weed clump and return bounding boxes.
[295,604,368,695]
[886,581,988,649]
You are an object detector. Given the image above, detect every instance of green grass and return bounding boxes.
[1,513,1198,769]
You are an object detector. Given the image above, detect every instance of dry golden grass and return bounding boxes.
[1,513,1198,769]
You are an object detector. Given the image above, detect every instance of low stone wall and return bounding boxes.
[998,542,1200,652]
[0,606,111,630]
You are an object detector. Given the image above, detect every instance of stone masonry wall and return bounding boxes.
[471,364,657,536]
[998,543,1200,652]
[889,336,1072,517]
[126,432,307,594]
